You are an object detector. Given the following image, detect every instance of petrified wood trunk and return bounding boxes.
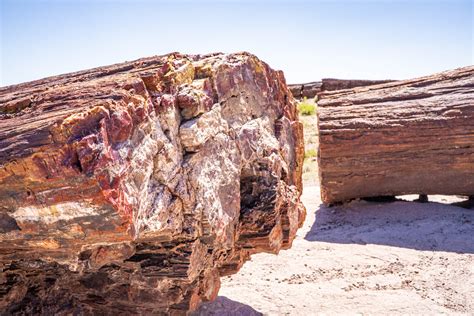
[320,78,395,92]
[318,66,474,204]
[0,52,305,314]
[288,79,394,99]
[288,81,322,99]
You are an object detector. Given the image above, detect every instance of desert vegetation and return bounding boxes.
[297,97,317,116]
[298,97,319,185]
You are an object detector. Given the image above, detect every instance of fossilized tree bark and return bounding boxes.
[0,52,305,314]
[318,66,474,204]
[289,79,394,99]
[288,81,322,99]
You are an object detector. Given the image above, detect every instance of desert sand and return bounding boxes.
[195,185,474,315]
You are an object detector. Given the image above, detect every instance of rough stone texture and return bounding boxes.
[0,52,305,314]
[288,81,322,100]
[320,78,395,92]
[288,79,394,99]
[317,66,474,204]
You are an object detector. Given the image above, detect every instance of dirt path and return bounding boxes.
[195,185,474,315]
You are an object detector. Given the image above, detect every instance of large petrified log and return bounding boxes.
[317,66,474,204]
[320,78,395,92]
[0,52,305,314]
[288,81,322,99]
[288,79,394,99]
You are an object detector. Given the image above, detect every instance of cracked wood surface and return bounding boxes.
[0,52,305,314]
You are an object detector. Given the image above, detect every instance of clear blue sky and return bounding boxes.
[1,0,472,86]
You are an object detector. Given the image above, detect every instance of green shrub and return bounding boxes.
[304,148,317,159]
[298,102,316,116]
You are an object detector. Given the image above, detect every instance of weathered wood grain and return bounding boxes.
[317,66,474,204]
[288,79,394,99]
[0,52,305,314]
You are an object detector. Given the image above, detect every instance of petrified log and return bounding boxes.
[288,81,322,99]
[0,52,305,314]
[288,85,302,99]
[288,79,394,100]
[318,66,474,204]
[320,78,395,92]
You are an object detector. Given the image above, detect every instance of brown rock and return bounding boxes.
[288,79,394,100]
[0,52,305,314]
[288,81,322,99]
[317,66,474,204]
[320,78,395,92]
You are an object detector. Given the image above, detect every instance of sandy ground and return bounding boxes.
[194,185,474,315]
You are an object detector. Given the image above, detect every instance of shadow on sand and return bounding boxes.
[192,296,262,316]
[304,199,474,254]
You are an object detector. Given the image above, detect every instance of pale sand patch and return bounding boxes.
[195,185,474,315]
